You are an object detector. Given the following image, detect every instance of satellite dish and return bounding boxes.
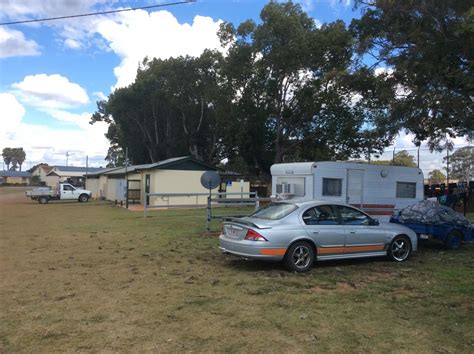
[201,171,220,190]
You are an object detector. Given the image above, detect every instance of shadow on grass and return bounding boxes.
[221,254,395,273]
[220,239,470,273]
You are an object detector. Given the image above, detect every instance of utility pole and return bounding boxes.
[66,151,69,166]
[125,147,129,209]
[85,155,88,189]
[417,146,420,168]
[368,143,371,164]
[392,148,396,165]
[446,147,450,191]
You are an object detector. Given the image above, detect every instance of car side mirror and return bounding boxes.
[369,218,379,226]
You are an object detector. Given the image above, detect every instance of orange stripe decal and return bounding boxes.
[260,248,287,256]
[319,246,345,254]
[318,245,385,255]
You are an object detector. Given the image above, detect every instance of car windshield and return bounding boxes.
[249,203,298,220]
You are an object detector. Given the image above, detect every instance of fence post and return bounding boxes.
[255,192,260,211]
[144,192,147,218]
[206,195,211,233]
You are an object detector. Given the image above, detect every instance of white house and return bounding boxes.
[86,156,221,206]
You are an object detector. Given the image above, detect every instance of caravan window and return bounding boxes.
[396,182,416,198]
[322,178,342,197]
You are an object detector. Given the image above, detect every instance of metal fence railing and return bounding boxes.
[143,191,272,232]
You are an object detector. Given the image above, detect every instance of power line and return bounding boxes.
[0,0,196,26]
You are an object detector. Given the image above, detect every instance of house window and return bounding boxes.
[396,182,416,198]
[322,178,342,197]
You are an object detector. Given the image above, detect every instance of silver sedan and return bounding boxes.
[219,200,417,272]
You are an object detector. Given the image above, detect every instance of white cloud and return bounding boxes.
[2,4,224,89]
[0,27,40,58]
[12,74,89,109]
[299,0,315,12]
[95,10,223,89]
[0,93,25,138]
[313,18,322,28]
[93,91,108,100]
[0,93,109,166]
[0,0,111,21]
[1,121,109,168]
[0,91,108,168]
[64,38,82,49]
[329,0,351,8]
[0,0,112,52]
[371,131,471,177]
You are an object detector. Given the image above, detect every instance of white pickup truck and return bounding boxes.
[26,183,92,204]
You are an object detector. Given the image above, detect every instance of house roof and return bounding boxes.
[31,164,54,174]
[100,156,217,176]
[46,166,107,177]
[0,171,32,177]
[85,166,123,177]
[43,165,54,173]
[53,165,105,173]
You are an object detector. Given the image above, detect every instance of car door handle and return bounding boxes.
[313,231,319,234]
[349,231,356,234]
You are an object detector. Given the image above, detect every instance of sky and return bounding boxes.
[0,0,469,175]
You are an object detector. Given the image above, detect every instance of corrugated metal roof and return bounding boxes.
[103,163,153,176]
[0,171,32,177]
[54,165,104,173]
[47,166,108,177]
[101,156,217,176]
[85,166,123,177]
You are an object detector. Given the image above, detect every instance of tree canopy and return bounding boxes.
[428,169,446,184]
[2,148,26,171]
[444,146,474,182]
[351,0,474,148]
[92,0,473,175]
[217,2,393,174]
[371,150,417,167]
[92,1,393,175]
[91,51,225,166]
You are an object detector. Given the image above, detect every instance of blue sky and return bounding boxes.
[0,0,467,174]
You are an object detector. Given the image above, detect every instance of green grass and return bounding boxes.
[1,192,473,352]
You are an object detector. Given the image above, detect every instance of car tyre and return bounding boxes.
[387,235,411,262]
[284,241,315,272]
[444,231,462,250]
[78,194,89,203]
[38,196,48,204]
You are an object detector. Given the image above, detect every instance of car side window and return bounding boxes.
[337,206,370,225]
[63,185,73,191]
[303,205,339,225]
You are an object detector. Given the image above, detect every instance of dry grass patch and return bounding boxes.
[1,189,473,352]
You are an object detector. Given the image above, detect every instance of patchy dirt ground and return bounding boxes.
[0,187,30,204]
[1,190,473,352]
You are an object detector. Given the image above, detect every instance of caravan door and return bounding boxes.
[346,169,364,205]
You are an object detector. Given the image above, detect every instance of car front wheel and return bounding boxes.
[78,194,89,203]
[388,235,411,262]
[284,241,315,272]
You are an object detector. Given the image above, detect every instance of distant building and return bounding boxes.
[45,165,106,188]
[30,164,54,185]
[0,171,32,185]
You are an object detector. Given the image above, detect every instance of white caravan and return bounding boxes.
[271,161,424,221]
